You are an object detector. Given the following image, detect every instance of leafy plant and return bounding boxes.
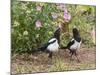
[11,1,96,53]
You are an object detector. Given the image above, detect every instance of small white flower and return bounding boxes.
[51,12,58,19]
[23,31,28,35]
[36,34,40,38]
[21,4,27,10]
[13,21,20,27]
[26,10,31,14]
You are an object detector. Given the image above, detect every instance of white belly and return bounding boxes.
[70,40,81,50]
[47,41,59,52]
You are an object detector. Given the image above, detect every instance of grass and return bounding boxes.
[11,47,96,74]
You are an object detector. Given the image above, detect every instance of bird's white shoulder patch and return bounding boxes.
[70,40,81,50]
[47,38,59,52]
[71,38,74,42]
[49,38,56,42]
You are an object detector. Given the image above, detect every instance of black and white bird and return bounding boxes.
[33,27,61,59]
[61,28,82,62]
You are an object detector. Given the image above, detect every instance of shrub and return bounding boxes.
[11,1,96,53]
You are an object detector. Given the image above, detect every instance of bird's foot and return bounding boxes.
[48,60,53,65]
[48,62,53,65]
[48,57,53,65]
[70,58,74,61]
[77,59,81,63]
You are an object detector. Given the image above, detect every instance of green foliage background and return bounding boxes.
[11,0,96,53]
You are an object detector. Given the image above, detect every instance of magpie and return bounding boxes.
[33,27,61,59]
[61,28,82,62]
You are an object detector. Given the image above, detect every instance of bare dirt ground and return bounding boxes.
[11,46,96,74]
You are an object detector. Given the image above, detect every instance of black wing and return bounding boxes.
[66,39,75,49]
[60,39,75,49]
[29,39,56,54]
[75,37,81,42]
[38,39,56,51]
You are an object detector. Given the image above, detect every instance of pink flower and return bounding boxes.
[51,12,58,19]
[63,10,71,22]
[35,20,42,28]
[36,5,42,12]
[64,10,68,14]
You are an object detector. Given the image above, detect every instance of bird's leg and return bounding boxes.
[75,51,80,63]
[69,50,72,56]
[70,51,74,61]
[48,52,53,59]
[48,52,53,64]
[69,50,71,54]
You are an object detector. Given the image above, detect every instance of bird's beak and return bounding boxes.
[59,24,62,28]
[55,27,60,33]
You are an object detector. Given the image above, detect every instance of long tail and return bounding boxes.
[27,40,56,54]
[26,48,38,54]
[27,44,48,54]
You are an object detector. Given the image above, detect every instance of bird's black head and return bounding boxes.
[73,28,80,38]
[53,27,61,44]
